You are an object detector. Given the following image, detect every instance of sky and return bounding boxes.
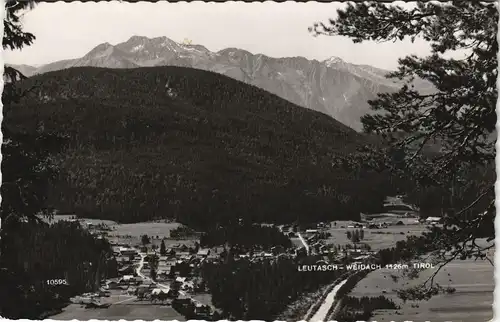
[4,1,435,70]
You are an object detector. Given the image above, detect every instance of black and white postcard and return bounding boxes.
[1,1,496,321]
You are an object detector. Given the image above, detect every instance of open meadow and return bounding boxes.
[50,302,185,321]
[112,222,181,239]
[49,288,186,321]
[46,215,118,227]
[350,252,494,322]
[48,215,181,237]
[48,215,192,246]
[325,219,427,251]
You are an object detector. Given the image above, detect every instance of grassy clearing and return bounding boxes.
[50,215,187,242]
[46,215,117,226]
[50,290,186,320]
[325,219,427,251]
[113,222,181,239]
[350,257,493,322]
[50,302,185,320]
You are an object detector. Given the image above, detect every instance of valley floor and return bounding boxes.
[50,301,185,321]
[46,215,494,322]
[351,256,494,322]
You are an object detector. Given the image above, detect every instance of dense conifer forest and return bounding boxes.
[5,66,398,229]
[0,219,117,318]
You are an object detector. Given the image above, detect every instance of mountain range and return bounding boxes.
[10,35,434,131]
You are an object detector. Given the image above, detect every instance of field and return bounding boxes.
[50,215,426,252]
[113,222,181,239]
[49,288,186,320]
[48,215,181,236]
[48,215,194,246]
[46,215,117,227]
[350,251,494,322]
[325,219,427,251]
[50,302,185,320]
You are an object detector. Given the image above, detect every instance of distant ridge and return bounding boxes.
[9,35,434,130]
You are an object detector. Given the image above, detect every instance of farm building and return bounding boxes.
[151,287,170,296]
[119,247,138,256]
[175,277,187,284]
[119,275,135,285]
[176,251,192,259]
[197,248,210,257]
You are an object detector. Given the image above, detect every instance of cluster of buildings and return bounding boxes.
[234,248,292,262]
[103,276,214,318]
[111,243,219,280]
[292,223,376,261]
[105,242,220,319]
[112,246,140,275]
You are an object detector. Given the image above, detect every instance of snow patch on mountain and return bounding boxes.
[131,44,144,52]
[324,56,345,67]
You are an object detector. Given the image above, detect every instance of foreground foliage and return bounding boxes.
[201,256,342,320]
[0,220,117,319]
[0,2,118,318]
[311,0,496,299]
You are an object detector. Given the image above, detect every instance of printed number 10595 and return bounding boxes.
[46,279,68,286]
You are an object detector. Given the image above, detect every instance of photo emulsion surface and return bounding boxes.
[0,1,496,321]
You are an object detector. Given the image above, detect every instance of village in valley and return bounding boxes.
[48,195,440,320]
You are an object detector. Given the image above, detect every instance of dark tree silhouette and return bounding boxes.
[310,0,496,300]
[351,230,360,243]
[150,267,157,281]
[0,3,118,318]
[1,1,39,227]
[141,234,150,246]
[3,1,36,102]
[160,239,167,256]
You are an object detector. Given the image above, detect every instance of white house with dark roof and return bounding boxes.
[151,287,170,295]
[119,247,138,256]
[197,248,210,257]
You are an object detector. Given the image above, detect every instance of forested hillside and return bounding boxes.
[0,220,117,318]
[5,66,396,228]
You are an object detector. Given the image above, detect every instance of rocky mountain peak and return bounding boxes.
[84,42,114,58]
[11,35,434,131]
[323,56,345,67]
[127,35,150,43]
